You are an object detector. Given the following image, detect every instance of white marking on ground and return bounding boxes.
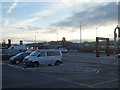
[91,79,118,86]
[2,62,94,88]
[2,62,23,69]
[40,73,94,88]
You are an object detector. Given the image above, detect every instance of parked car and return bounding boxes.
[58,48,68,53]
[23,49,62,67]
[115,54,120,58]
[9,51,32,64]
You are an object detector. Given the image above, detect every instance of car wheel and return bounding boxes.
[55,60,61,65]
[15,60,20,64]
[32,62,39,67]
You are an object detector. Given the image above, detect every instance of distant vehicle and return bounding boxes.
[59,48,68,53]
[8,45,27,52]
[9,52,32,64]
[115,54,120,58]
[23,49,62,67]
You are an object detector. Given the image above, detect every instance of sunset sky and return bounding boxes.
[1,0,119,44]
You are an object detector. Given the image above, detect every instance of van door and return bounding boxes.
[47,51,57,64]
[37,51,49,65]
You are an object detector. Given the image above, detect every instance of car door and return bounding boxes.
[47,51,56,64]
[17,53,23,61]
[37,51,48,65]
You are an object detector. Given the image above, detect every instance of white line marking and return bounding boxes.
[40,73,94,88]
[2,62,23,69]
[91,79,118,86]
[2,62,118,88]
[2,62,94,88]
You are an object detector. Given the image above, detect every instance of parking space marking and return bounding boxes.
[2,62,94,88]
[91,79,118,87]
[2,62,118,88]
[40,73,94,88]
[2,62,23,69]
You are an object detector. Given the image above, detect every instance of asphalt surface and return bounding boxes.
[2,52,119,89]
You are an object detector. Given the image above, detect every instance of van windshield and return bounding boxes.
[30,51,40,56]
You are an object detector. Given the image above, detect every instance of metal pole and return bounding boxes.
[118,27,120,53]
[96,27,97,37]
[80,24,82,43]
[96,37,99,57]
[57,33,58,41]
[106,38,110,56]
[35,32,38,43]
[35,33,36,43]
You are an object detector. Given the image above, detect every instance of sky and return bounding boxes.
[1,0,119,44]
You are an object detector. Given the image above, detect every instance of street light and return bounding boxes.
[96,27,98,37]
[80,23,82,43]
[56,33,58,41]
[35,32,38,43]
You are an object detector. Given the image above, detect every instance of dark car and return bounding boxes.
[9,52,32,64]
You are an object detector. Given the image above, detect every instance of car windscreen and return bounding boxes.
[30,51,40,56]
[15,52,23,57]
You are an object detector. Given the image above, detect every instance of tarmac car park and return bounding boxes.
[2,52,119,88]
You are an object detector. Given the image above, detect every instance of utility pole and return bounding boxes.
[35,32,38,43]
[80,24,82,43]
[96,27,98,37]
[57,33,58,41]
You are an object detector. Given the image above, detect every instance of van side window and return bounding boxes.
[47,51,60,56]
[37,51,46,57]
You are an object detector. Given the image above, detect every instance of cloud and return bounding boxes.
[4,20,9,25]
[52,2,118,31]
[7,0,18,15]
[16,25,43,30]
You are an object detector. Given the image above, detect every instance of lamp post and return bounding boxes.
[80,23,82,43]
[96,27,98,37]
[35,32,38,43]
[57,33,58,41]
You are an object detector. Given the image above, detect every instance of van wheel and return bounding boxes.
[15,60,20,64]
[55,60,60,65]
[32,62,39,67]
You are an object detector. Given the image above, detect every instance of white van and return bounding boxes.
[23,50,62,67]
[9,45,27,51]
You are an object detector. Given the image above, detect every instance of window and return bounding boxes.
[22,53,30,57]
[30,51,40,56]
[47,51,60,56]
[37,51,46,57]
